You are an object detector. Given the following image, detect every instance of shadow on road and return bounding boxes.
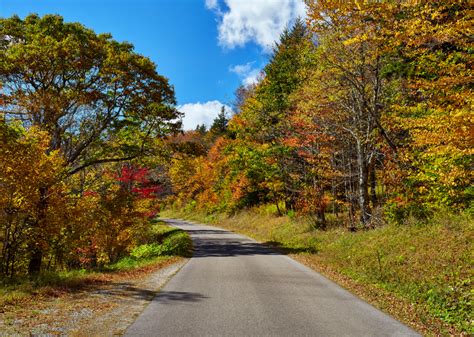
[92,283,159,301]
[154,291,209,304]
[187,229,233,235]
[90,286,208,305]
[192,237,280,258]
[168,223,319,258]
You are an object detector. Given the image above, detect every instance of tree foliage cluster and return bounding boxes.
[0,15,181,276]
[166,1,473,228]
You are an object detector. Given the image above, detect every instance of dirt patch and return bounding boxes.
[0,257,188,336]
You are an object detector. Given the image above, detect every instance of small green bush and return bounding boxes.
[130,243,163,259]
[160,232,192,257]
[130,231,191,259]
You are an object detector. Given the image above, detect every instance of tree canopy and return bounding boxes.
[0,14,181,275]
[0,14,181,174]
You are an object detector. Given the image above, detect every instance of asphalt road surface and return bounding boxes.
[125,219,420,337]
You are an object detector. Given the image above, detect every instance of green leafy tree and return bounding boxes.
[238,18,310,141]
[195,124,207,135]
[230,19,314,211]
[209,106,229,138]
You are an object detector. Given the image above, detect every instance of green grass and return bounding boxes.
[316,214,473,334]
[0,268,97,307]
[160,207,473,335]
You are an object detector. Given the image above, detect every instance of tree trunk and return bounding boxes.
[347,153,356,230]
[285,197,295,211]
[275,200,282,216]
[28,248,42,275]
[356,141,371,225]
[317,209,326,230]
[369,159,377,208]
[28,186,48,275]
[1,225,10,275]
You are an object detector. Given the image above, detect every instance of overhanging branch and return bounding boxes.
[68,154,140,176]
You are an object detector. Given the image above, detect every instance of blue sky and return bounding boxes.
[0,0,305,129]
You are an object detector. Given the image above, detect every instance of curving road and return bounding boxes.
[125,219,420,337]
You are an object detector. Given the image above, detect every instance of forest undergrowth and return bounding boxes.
[0,221,191,310]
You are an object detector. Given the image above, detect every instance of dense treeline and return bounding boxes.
[0,14,180,276]
[0,1,472,279]
[166,1,472,228]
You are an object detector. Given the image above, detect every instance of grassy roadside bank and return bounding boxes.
[160,208,473,336]
[0,221,191,314]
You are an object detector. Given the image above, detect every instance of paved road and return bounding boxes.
[125,219,420,337]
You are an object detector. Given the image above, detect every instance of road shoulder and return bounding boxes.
[0,258,188,336]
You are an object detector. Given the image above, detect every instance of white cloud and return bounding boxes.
[242,69,261,86]
[207,0,306,52]
[178,100,232,130]
[230,62,261,86]
[229,62,253,76]
[205,0,219,10]
[294,0,307,18]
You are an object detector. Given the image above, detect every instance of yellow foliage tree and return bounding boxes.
[0,122,65,275]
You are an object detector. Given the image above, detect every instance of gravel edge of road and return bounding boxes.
[0,258,189,336]
[77,258,189,337]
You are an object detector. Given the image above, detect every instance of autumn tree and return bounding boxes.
[230,19,314,211]
[0,14,181,273]
[300,1,402,225]
[84,164,162,265]
[0,122,65,276]
[380,1,473,212]
[163,2,471,230]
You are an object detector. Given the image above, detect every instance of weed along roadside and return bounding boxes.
[0,221,192,336]
[160,208,473,336]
